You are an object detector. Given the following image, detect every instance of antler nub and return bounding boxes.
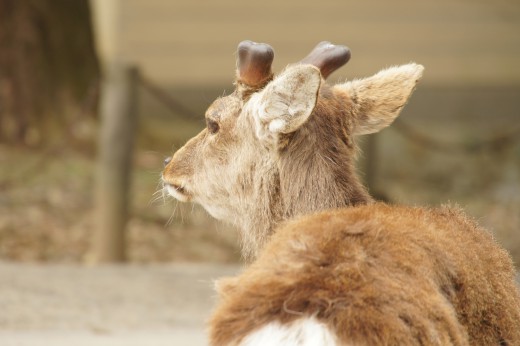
[300,41,351,79]
[237,40,274,88]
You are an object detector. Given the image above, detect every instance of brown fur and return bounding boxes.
[210,204,520,345]
[163,62,423,259]
[162,43,520,345]
[278,84,371,220]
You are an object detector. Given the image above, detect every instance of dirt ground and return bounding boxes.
[0,261,518,346]
[0,261,240,346]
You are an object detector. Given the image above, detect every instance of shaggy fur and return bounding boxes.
[210,204,520,345]
[162,63,421,259]
[162,42,520,345]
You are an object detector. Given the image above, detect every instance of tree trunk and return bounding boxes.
[0,0,100,145]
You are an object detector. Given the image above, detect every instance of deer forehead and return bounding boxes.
[206,94,242,122]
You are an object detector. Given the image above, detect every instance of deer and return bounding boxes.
[162,41,520,345]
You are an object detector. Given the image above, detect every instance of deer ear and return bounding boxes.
[250,64,321,142]
[336,63,424,135]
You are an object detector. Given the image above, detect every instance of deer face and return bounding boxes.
[163,41,423,254]
[162,91,249,219]
[162,61,322,220]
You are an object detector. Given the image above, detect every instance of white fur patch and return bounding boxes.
[165,184,189,202]
[240,317,338,346]
[269,119,286,133]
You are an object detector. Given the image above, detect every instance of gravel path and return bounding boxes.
[0,262,240,346]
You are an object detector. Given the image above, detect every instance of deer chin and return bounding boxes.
[199,202,229,220]
[164,182,191,202]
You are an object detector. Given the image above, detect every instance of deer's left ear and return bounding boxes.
[335,63,424,135]
[249,64,321,142]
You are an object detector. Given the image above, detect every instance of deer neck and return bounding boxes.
[236,126,372,261]
[278,136,372,220]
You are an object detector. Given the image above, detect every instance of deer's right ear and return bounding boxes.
[249,65,321,142]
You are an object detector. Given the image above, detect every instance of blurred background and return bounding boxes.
[0,0,518,343]
[0,0,519,263]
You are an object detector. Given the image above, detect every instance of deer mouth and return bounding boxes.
[164,182,191,202]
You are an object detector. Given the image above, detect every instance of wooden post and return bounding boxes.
[93,63,138,262]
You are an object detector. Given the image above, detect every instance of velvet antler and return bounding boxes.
[236,40,274,89]
[300,41,351,79]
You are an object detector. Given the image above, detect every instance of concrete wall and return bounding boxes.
[106,0,520,86]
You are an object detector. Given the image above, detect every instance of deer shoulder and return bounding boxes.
[162,41,520,346]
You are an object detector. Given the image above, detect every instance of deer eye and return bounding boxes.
[206,119,220,134]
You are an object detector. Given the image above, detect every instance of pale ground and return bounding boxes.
[0,262,240,346]
[0,262,518,346]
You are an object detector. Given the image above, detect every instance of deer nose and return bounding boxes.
[163,156,172,167]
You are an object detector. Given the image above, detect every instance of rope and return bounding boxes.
[392,120,520,154]
[137,72,520,155]
[138,74,202,122]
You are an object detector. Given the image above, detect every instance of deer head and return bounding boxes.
[163,41,424,260]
